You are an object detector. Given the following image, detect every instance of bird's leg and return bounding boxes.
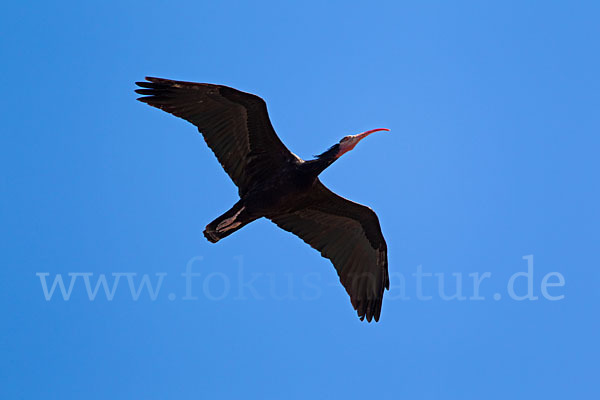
[216,208,244,231]
[203,200,257,243]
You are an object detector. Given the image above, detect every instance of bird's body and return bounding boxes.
[136,77,390,322]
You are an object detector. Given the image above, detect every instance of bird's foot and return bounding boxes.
[203,228,220,243]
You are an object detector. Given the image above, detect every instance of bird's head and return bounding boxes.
[335,128,390,159]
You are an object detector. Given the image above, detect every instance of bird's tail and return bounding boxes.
[203,201,257,243]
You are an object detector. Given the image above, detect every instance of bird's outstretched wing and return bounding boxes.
[269,180,389,322]
[135,77,299,194]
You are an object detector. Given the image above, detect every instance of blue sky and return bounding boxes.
[1,1,598,399]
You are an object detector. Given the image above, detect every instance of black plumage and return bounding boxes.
[136,77,390,322]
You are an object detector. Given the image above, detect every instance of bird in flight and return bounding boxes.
[135,77,390,322]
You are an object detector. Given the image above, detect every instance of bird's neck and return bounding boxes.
[303,145,340,177]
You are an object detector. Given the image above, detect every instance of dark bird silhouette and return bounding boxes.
[135,77,390,322]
